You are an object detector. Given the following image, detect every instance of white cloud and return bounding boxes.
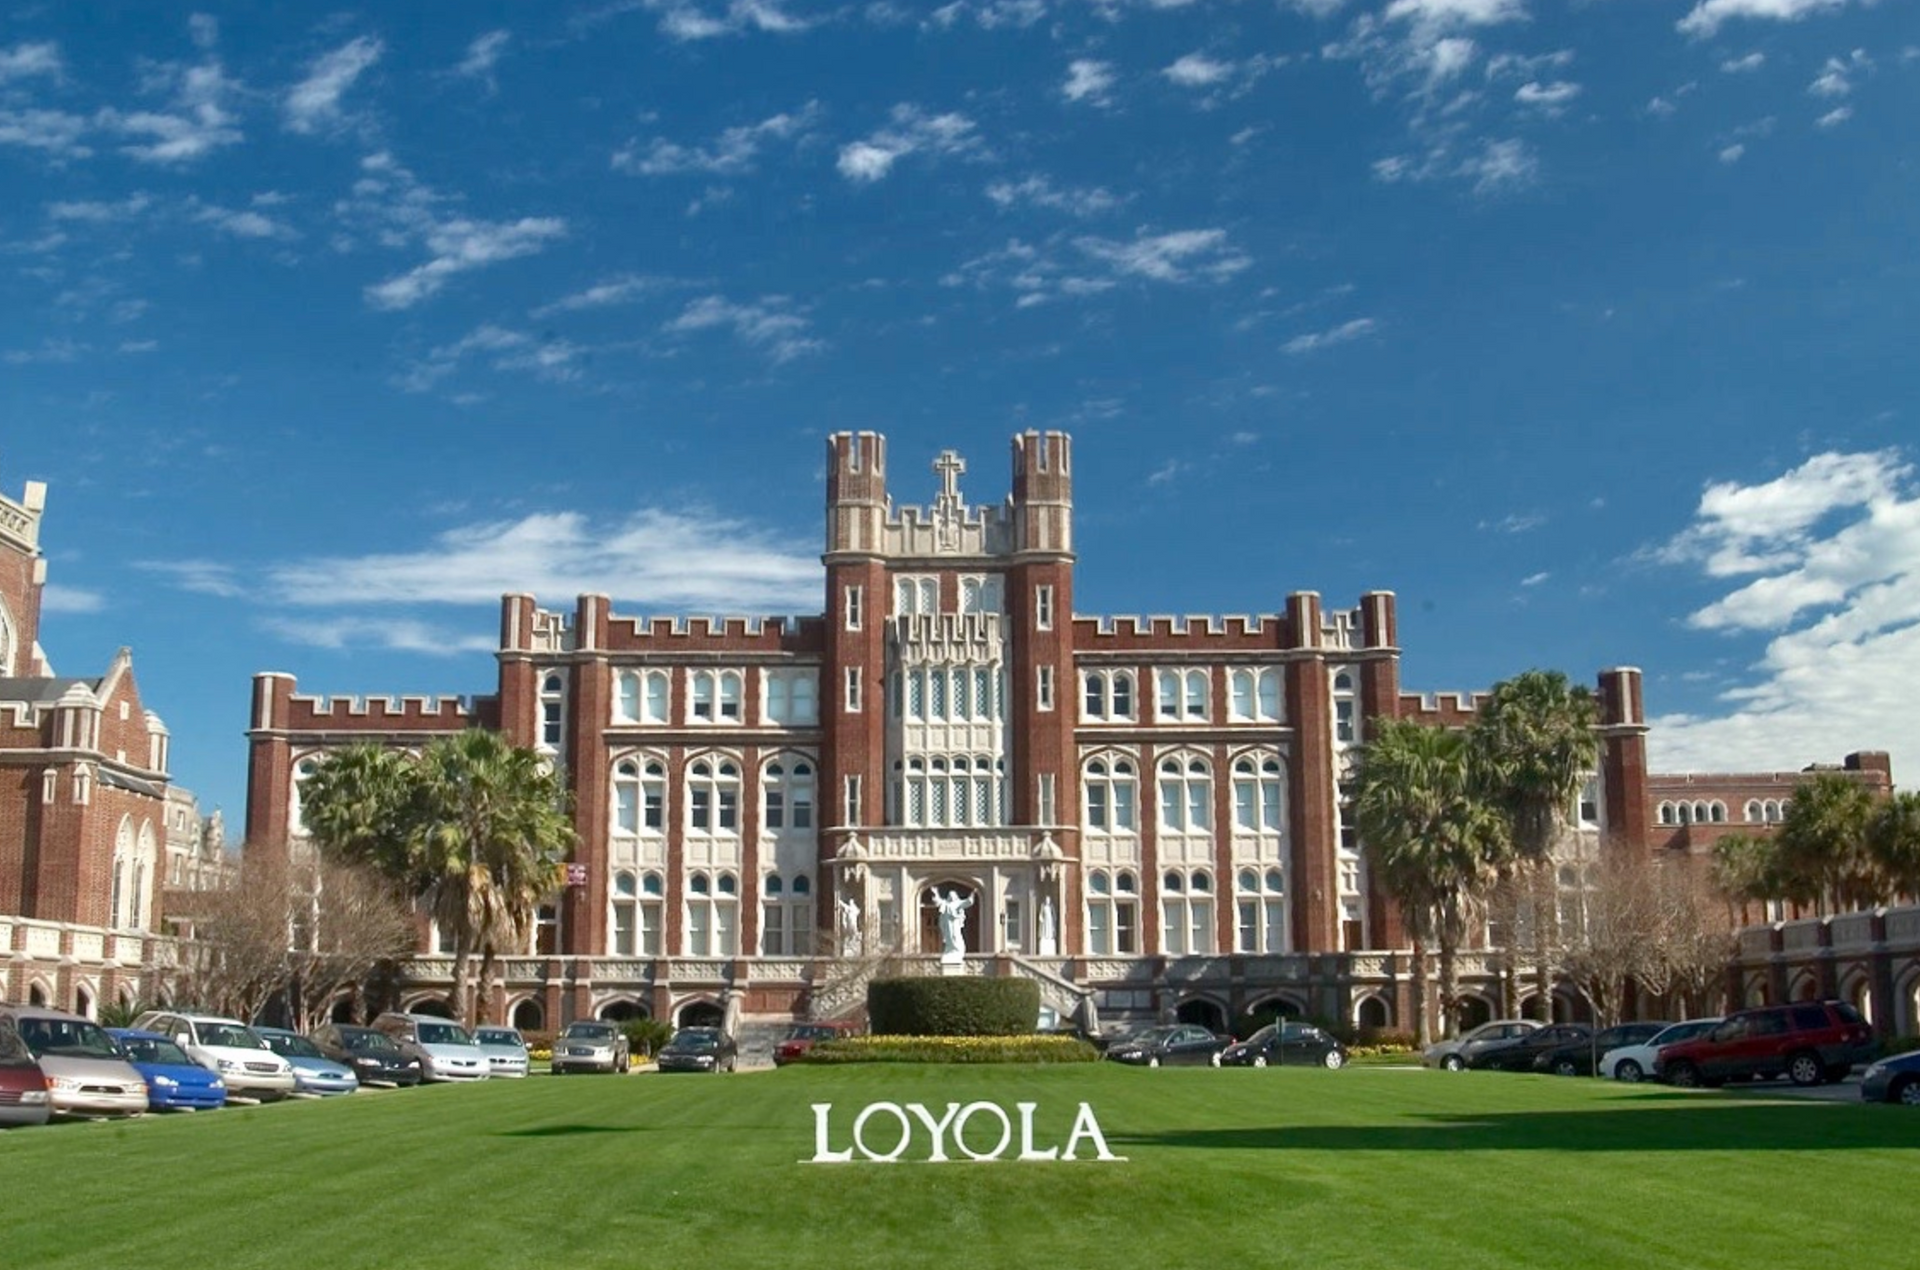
[1809,50,1870,98]
[39,584,103,613]
[1816,105,1853,127]
[0,41,63,82]
[2,337,85,365]
[455,30,511,82]
[665,294,824,362]
[344,152,567,310]
[1721,52,1766,73]
[1648,448,1920,773]
[399,324,584,392]
[1062,59,1117,106]
[0,108,91,156]
[1519,571,1550,588]
[1282,316,1378,355]
[47,194,153,223]
[985,175,1123,217]
[285,36,382,135]
[642,0,818,41]
[532,273,677,317]
[264,507,823,615]
[1515,80,1580,108]
[928,1,1048,28]
[136,559,245,598]
[837,104,980,182]
[260,615,499,656]
[1164,53,1234,87]
[1074,228,1250,283]
[614,101,821,176]
[1678,0,1849,39]
[97,52,243,164]
[1719,143,1746,163]
[1384,0,1527,30]
[192,199,298,240]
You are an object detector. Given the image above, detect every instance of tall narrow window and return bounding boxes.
[844,774,862,826]
[1037,665,1054,711]
[1035,584,1054,630]
[845,584,863,631]
[540,673,565,748]
[845,667,862,713]
[1038,773,1056,825]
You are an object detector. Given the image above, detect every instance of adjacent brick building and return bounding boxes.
[240,432,1903,1035]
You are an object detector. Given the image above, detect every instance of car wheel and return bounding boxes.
[616,1054,630,1075]
[1787,1051,1824,1087]
[1554,1058,1580,1078]
[1894,1079,1920,1107]
[1666,1061,1700,1089]
[1323,1050,1345,1071]
[1251,1054,1267,1069]
[1442,1054,1465,1072]
[1615,1059,1643,1084]
[1147,1056,1161,1069]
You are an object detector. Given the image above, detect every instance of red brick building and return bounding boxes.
[240,433,1899,1035]
[0,472,196,1015]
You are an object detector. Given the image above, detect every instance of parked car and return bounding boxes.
[131,1010,297,1101]
[1532,1023,1665,1076]
[255,1027,360,1096]
[308,1023,424,1087]
[1474,1023,1592,1071]
[3,1004,148,1118]
[1859,1049,1920,1105]
[773,1021,859,1067]
[473,1026,531,1079]
[107,1029,228,1112]
[370,1012,490,1082]
[550,1021,631,1074]
[1654,1001,1875,1088]
[0,1022,52,1128]
[656,1027,738,1073]
[1423,1020,1541,1071]
[1104,1024,1232,1068]
[1600,1019,1721,1083]
[1215,1021,1348,1069]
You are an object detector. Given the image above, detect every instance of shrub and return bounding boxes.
[867,977,1041,1037]
[800,1035,1098,1064]
[622,1017,674,1058]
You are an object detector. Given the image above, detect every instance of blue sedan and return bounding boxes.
[108,1029,227,1112]
[256,1028,360,1096]
[1860,1049,1920,1105]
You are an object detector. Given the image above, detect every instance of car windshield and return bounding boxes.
[266,1034,323,1059]
[17,1017,121,1059]
[562,1024,616,1041]
[416,1023,475,1046]
[1241,1025,1278,1045]
[475,1029,522,1046]
[787,1025,839,1041]
[1136,1027,1182,1045]
[669,1031,721,1051]
[119,1035,193,1066]
[199,1023,267,1050]
[343,1031,401,1054]
[1653,1020,1719,1045]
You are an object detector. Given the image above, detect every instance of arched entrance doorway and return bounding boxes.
[920,882,982,955]
[1176,998,1228,1033]
[600,1000,649,1022]
[677,1000,724,1028]
[412,998,455,1019]
[511,999,545,1031]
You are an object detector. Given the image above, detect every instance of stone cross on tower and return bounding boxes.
[932,449,967,550]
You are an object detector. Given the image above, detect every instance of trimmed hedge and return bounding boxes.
[800,1035,1099,1064]
[867,977,1041,1037]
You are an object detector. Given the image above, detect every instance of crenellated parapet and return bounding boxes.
[1397,690,1491,728]
[824,430,1076,562]
[602,612,826,655]
[1071,592,1398,657]
[249,672,489,735]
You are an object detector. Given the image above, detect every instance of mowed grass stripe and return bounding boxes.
[3,1067,1913,1270]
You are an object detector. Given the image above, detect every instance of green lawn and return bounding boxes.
[4,1066,1913,1269]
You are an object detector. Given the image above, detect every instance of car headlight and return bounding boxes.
[211,1079,225,1089]
[48,1076,80,1091]
[20,1090,49,1105]
[353,1056,380,1067]
[153,1075,178,1089]
[1863,1062,1885,1080]
[407,1060,421,1068]
[216,1059,242,1073]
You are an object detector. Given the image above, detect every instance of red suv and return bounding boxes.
[1654,1001,1873,1088]
[772,1021,859,1067]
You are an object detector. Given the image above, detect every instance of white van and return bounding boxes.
[371,1012,490,1082]
[131,1010,297,1101]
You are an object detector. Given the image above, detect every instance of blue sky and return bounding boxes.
[3,0,1917,828]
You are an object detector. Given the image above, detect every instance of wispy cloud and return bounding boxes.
[985,174,1124,218]
[613,101,821,176]
[343,152,567,310]
[1649,447,1920,773]
[0,108,92,157]
[943,227,1249,307]
[96,31,244,165]
[630,0,819,42]
[1282,316,1378,355]
[1479,510,1546,534]
[837,104,981,182]
[262,507,823,615]
[260,615,500,656]
[1721,52,1766,73]
[284,36,382,135]
[398,324,584,392]
[1808,50,1870,98]
[454,30,511,85]
[136,559,245,598]
[39,584,104,613]
[665,294,823,362]
[1062,59,1117,107]
[0,41,63,83]
[1074,228,1251,283]
[532,273,679,317]
[1678,0,1851,40]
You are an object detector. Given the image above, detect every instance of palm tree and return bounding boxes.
[1868,791,1920,904]
[411,730,574,1025]
[1709,832,1785,926]
[1354,719,1507,1043]
[1776,772,1883,913]
[298,742,415,878]
[1469,670,1599,1018]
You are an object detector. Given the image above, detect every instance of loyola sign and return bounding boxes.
[807,1100,1125,1164]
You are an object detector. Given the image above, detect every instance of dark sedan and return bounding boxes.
[1860,1049,1920,1105]
[1216,1022,1347,1070]
[1473,1023,1592,1071]
[308,1023,424,1087]
[1104,1025,1231,1068]
[656,1027,738,1073]
[1533,1022,1667,1077]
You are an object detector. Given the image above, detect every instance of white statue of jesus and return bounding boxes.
[931,888,973,962]
[838,895,862,955]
